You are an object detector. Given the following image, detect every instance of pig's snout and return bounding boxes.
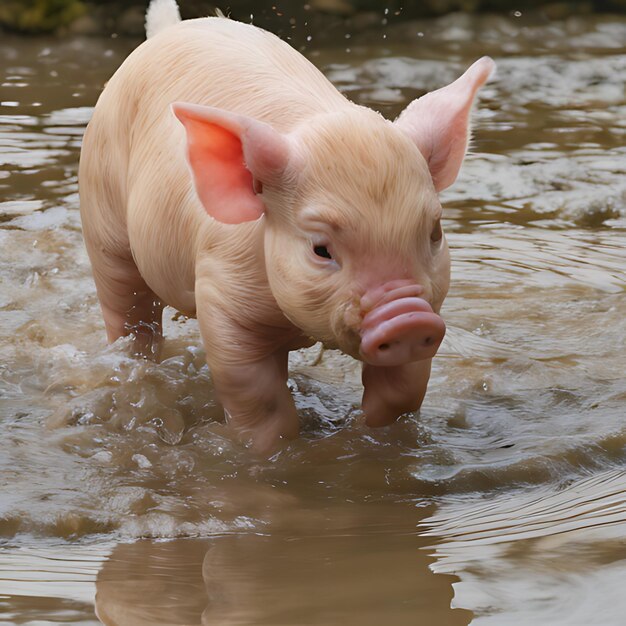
[359,283,446,367]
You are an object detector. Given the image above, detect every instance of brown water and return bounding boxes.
[1,11,625,625]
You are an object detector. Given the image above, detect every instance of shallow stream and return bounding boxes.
[1,11,625,625]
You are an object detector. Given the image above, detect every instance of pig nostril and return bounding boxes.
[378,343,390,351]
[423,336,433,346]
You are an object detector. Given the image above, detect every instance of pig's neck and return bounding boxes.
[194,219,310,352]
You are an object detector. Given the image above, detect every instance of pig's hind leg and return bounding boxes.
[88,246,164,359]
[80,120,164,358]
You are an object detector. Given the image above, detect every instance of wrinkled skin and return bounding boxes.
[79,4,494,451]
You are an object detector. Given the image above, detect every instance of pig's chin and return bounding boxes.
[329,303,365,360]
[303,323,362,360]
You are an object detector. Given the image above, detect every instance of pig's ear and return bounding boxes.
[394,57,495,192]
[172,102,291,224]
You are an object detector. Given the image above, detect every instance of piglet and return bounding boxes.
[79,0,494,450]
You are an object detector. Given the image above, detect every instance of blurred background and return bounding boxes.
[1,0,625,37]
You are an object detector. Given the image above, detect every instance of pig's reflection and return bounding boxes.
[95,539,208,625]
[95,510,471,625]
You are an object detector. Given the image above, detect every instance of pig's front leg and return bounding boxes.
[197,304,299,453]
[361,359,432,427]
[212,349,299,452]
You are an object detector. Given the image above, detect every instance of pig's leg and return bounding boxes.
[211,350,299,452]
[89,249,164,359]
[361,359,432,427]
[196,306,299,452]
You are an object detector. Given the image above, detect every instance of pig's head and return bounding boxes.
[174,57,494,366]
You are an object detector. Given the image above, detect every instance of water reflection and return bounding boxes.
[0,543,110,624]
[424,469,626,625]
[95,505,469,626]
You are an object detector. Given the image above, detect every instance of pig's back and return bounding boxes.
[107,17,350,134]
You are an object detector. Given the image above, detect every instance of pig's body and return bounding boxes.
[81,17,345,318]
[80,1,494,450]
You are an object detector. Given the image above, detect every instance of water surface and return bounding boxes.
[1,11,625,625]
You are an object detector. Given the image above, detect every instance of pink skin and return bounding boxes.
[362,359,432,428]
[359,281,446,367]
[357,280,445,427]
[79,8,495,452]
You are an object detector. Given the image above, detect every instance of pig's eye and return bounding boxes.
[314,245,333,260]
[430,219,443,244]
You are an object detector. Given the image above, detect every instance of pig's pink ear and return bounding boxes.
[172,102,291,224]
[394,57,495,192]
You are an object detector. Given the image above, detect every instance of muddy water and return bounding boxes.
[1,11,625,625]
